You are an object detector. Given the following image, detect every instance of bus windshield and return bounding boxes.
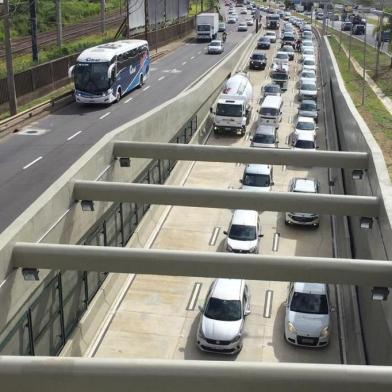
[74,62,110,94]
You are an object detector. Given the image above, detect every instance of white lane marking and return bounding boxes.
[209,227,221,246]
[158,76,165,81]
[190,56,195,59]
[186,282,202,311]
[182,61,187,65]
[142,86,151,91]
[197,51,201,54]
[66,130,82,141]
[23,156,42,170]
[272,233,280,252]
[124,97,133,103]
[99,112,111,120]
[263,290,274,318]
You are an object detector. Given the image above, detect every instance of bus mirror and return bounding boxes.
[107,63,116,80]
[68,65,75,79]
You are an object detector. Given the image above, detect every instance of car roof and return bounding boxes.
[210,40,222,44]
[297,116,315,123]
[300,99,317,106]
[255,124,276,135]
[295,130,315,140]
[293,282,327,295]
[244,163,271,174]
[252,50,266,55]
[211,279,244,300]
[231,209,259,225]
[292,177,317,193]
[265,83,281,89]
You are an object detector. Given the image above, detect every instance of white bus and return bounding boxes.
[68,40,150,104]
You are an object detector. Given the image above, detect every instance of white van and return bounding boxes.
[251,124,278,148]
[197,279,251,354]
[240,164,274,192]
[224,209,263,253]
[259,95,283,128]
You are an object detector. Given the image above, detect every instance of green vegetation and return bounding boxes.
[0,0,122,41]
[189,0,216,16]
[0,27,118,78]
[329,35,392,177]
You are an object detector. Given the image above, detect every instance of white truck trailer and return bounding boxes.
[212,72,253,135]
[196,13,220,41]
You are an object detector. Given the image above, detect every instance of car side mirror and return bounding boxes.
[250,136,253,141]
[198,305,204,313]
[316,146,320,149]
[244,308,251,316]
[258,234,264,238]
[330,306,336,312]
[210,107,213,113]
[223,230,228,235]
[239,179,243,183]
[270,181,274,186]
[315,126,319,130]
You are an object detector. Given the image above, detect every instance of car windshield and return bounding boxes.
[290,292,329,314]
[303,42,313,46]
[204,297,242,321]
[74,62,110,94]
[253,134,275,144]
[229,224,257,241]
[296,121,314,130]
[301,84,316,91]
[198,25,211,31]
[276,54,288,59]
[252,54,265,60]
[210,42,220,46]
[216,103,242,117]
[302,72,315,79]
[272,72,288,80]
[243,173,271,187]
[260,38,269,42]
[266,33,275,37]
[283,36,295,41]
[261,107,279,116]
[295,139,315,149]
[283,46,293,52]
[304,60,315,66]
[300,102,316,111]
[265,85,280,93]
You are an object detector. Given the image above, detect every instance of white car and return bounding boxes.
[227,15,237,23]
[292,130,317,150]
[294,116,317,137]
[207,39,224,54]
[301,39,314,51]
[197,279,251,354]
[285,282,331,347]
[241,7,248,14]
[302,47,315,57]
[302,56,317,72]
[273,51,289,65]
[238,22,248,31]
[299,70,316,85]
[299,81,317,100]
[285,177,320,227]
[240,164,274,192]
[264,32,277,43]
[246,18,254,26]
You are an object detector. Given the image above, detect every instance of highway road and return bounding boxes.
[0,12,254,233]
[89,10,343,363]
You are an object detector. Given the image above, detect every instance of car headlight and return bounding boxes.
[107,89,113,95]
[287,322,297,334]
[232,333,242,342]
[226,244,233,252]
[320,326,330,338]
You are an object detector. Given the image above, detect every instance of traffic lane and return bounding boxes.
[0,32,254,232]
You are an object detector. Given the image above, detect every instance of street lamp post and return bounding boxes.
[361,16,367,105]
[375,0,385,79]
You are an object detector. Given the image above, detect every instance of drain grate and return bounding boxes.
[17,128,50,136]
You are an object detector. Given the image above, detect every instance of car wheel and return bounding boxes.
[285,219,290,226]
[139,74,144,88]
[115,88,121,103]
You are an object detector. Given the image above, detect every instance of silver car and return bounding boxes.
[298,82,317,101]
[207,40,224,54]
[285,282,331,347]
[251,125,278,148]
[197,279,250,354]
[285,177,320,227]
[298,99,319,123]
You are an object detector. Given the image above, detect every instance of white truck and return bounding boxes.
[196,13,219,41]
[212,72,253,135]
[295,4,304,12]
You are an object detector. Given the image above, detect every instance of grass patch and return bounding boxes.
[189,0,215,16]
[329,35,392,177]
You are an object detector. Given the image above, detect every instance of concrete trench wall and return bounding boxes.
[323,36,392,364]
[0,35,256,353]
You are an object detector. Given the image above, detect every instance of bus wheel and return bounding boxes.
[139,74,144,88]
[115,89,121,103]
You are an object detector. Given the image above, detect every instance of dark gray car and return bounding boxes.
[298,100,318,123]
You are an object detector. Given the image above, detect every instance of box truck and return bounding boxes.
[196,13,219,41]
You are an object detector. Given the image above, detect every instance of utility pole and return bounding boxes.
[126,0,130,38]
[361,18,367,105]
[144,0,149,41]
[55,0,63,47]
[375,0,385,79]
[29,0,38,61]
[2,0,17,115]
[100,0,105,34]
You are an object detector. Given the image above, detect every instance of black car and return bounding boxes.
[257,37,271,49]
[352,24,365,35]
[249,51,267,70]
